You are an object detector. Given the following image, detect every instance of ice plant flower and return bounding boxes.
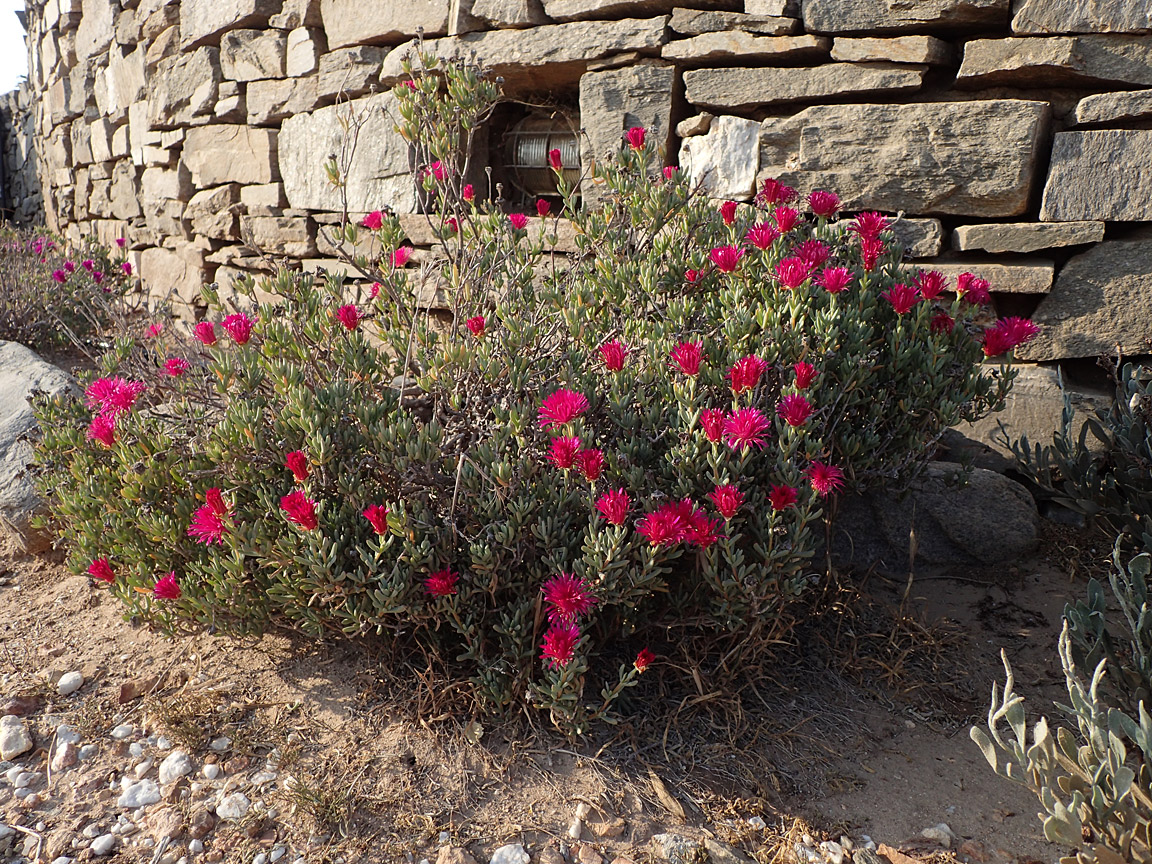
[637,500,694,546]
[700,408,726,443]
[634,648,655,672]
[913,269,947,301]
[360,210,383,230]
[188,488,229,545]
[720,200,738,225]
[859,236,885,271]
[335,304,360,331]
[285,450,309,482]
[757,177,797,206]
[663,165,679,181]
[539,389,589,428]
[773,205,799,234]
[163,358,190,377]
[363,504,389,535]
[465,315,486,337]
[983,317,1039,357]
[221,313,254,345]
[547,436,582,470]
[85,377,146,417]
[793,361,817,389]
[626,126,646,150]
[807,462,846,497]
[426,160,446,181]
[850,211,889,241]
[194,321,217,345]
[709,484,744,520]
[280,490,318,530]
[93,272,104,285]
[509,212,528,230]
[536,199,550,218]
[794,239,831,269]
[777,394,813,427]
[686,511,721,549]
[424,568,458,597]
[81,259,94,272]
[548,148,562,171]
[51,269,67,283]
[115,237,126,248]
[684,269,699,284]
[88,558,114,583]
[596,489,630,525]
[768,485,798,511]
[728,355,768,394]
[86,414,116,447]
[146,321,164,338]
[808,189,840,218]
[392,246,413,267]
[775,256,813,290]
[153,573,181,600]
[541,623,580,669]
[881,283,920,315]
[745,221,779,251]
[462,184,474,202]
[818,266,852,294]
[599,339,627,371]
[576,448,604,482]
[542,573,598,623]
[956,272,992,306]
[670,341,703,376]
[370,282,382,299]
[723,407,771,450]
[121,262,133,276]
[709,245,744,274]
[930,313,955,334]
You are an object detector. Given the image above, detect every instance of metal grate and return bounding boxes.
[503,115,581,198]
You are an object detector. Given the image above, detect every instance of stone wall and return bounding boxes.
[9,0,1152,443]
[0,83,44,225]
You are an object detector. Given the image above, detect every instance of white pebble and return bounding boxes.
[129,742,145,758]
[57,671,84,696]
[216,791,251,821]
[51,857,74,864]
[270,848,286,862]
[254,854,268,864]
[251,770,277,785]
[82,824,102,839]
[110,725,135,740]
[202,764,220,780]
[91,834,117,856]
[209,736,231,751]
[158,751,193,785]
[79,744,99,760]
[156,735,174,750]
[189,840,204,854]
[133,758,154,780]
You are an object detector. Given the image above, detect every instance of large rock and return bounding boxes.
[543,0,737,21]
[180,0,281,48]
[247,46,383,124]
[662,32,828,65]
[679,114,760,200]
[1017,238,1152,362]
[0,715,33,760]
[379,17,669,93]
[220,29,288,81]
[757,100,1049,217]
[182,125,279,188]
[1040,131,1152,222]
[472,0,551,28]
[802,0,1009,33]
[75,0,115,61]
[1011,0,1151,34]
[1074,91,1152,126]
[683,62,925,110]
[889,219,943,258]
[669,8,797,35]
[0,343,76,554]
[953,222,1104,254]
[280,92,415,213]
[957,36,1152,88]
[100,45,146,116]
[139,246,209,311]
[830,35,953,64]
[239,216,318,257]
[149,47,221,128]
[321,0,451,49]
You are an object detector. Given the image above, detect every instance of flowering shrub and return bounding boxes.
[32,56,1028,731]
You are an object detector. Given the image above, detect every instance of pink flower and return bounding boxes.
[983,317,1039,357]
[115,237,127,248]
[818,266,852,294]
[757,178,797,207]
[548,436,582,470]
[663,166,679,181]
[285,450,309,482]
[363,504,389,535]
[576,448,604,482]
[850,211,889,241]
[425,568,458,597]
[720,200,738,225]
[52,269,67,283]
[194,322,217,345]
[93,272,104,285]
[634,648,655,672]
[548,148,562,171]
[773,205,799,234]
[361,210,383,230]
[930,313,955,334]
[221,313,254,345]
[794,239,831,269]
[700,408,726,443]
[462,184,475,202]
[684,269,699,284]
[542,572,598,623]
[336,304,360,331]
[153,572,181,600]
[280,490,318,530]
[777,393,813,427]
[404,79,417,91]
[87,414,116,447]
[793,361,817,389]
[670,341,703,376]
[626,126,646,150]
[539,389,589,428]
[445,216,458,234]
[146,321,164,338]
[596,489,630,525]
[392,246,413,268]
[723,407,771,450]
[745,221,779,251]
[710,245,744,274]
[599,340,627,371]
[88,558,114,583]
[163,358,190,377]
[637,499,695,546]
[536,198,551,218]
[881,283,920,315]
[541,623,580,669]
[121,262,133,276]
[775,256,813,290]
[768,485,798,511]
[913,270,947,301]
[466,315,486,337]
[686,510,721,548]
[709,484,744,520]
[728,355,768,394]
[85,377,146,416]
[426,160,446,182]
[808,190,840,218]
[807,462,845,497]
[509,213,528,230]
[188,489,229,545]
[859,237,885,271]
[370,282,382,299]
[81,259,95,272]
[957,272,992,306]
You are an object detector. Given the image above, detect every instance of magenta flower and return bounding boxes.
[850,211,889,241]
[807,190,840,218]
[81,259,94,272]
[709,484,744,520]
[541,623,580,669]
[221,313,254,345]
[710,245,744,273]
[913,269,947,301]
[509,213,528,230]
[745,221,780,251]
[115,237,127,248]
[663,165,679,181]
[773,205,799,234]
[794,239,831,269]
[194,322,217,345]
[626,126,646,150]
[576,448,604,482]
[881,283,920,315]
[360,210,383,230]
[462,184,474,202]
[539,389,589,429]
[930,313,955,334]
[93,272,104,285]
[121,262,133,276]
[363,504,389,535]
[768,485,798,511]
[777,394,813,427]
[757,177,797,207]
[720,200,738,225]
[336,304,360,331]
[163,358,190,377]
[807,462,845,497]
[542,572,598,623]
[684,269,699,283]
[957,272,992,306]
[285,450,309,482]
[85,377,146,416]
[728,355,768,394]
[686,510,721,549]
[425,568,458,597]
[52,269,67,283]
[634,648,655,672]
[146,321,164,338]
[370,282,382,299]
[88,558,114,583]
[87,414,116,447]
[859,236,885,271]
[426,160,446,182]
[700,408,726,443]
[280,490,318,530]
[599,339,627,372]
[670,341,703,376]
[444,216,458,234]
[153,572,181,600]
[723,407,771,450]
[818,266,852,294]
[188,488,229,545]
[793,361,817,389]
[983,317,1039,357]
[596,489,630,525]
[536,198,551,218]
[775,256,813,290]
[637,499,694,546]
[392,246,413,267]
[466,315,485,337]
[548,436,582,470]
[548,148,563,171]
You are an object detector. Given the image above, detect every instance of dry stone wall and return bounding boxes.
[0,84,44,225]
[5,0,1152,448]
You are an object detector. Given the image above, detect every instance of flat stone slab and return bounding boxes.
[831,35,953,65]
[1017,237,1152,361]
[902,260,1054,294]
[320,0,451,49]
[1040,131,1152,222]
[684,62,925,110]
[541,0,738,22]
[952,221,1104,253]
[663,32,828,64]
[1011,0,1151,34]
[803,0,1008,33]
[758,100,1049,217]
[1074,91,1152,126]
[669,8,797,35]
[957,36,1152,88]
